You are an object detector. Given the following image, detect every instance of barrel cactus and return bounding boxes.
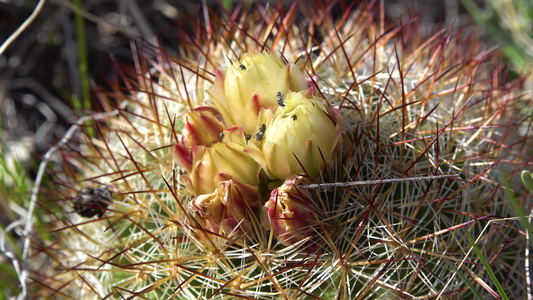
[30,1,532,299]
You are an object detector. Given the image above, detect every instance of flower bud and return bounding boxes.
[190,180,260,237]
[261,176,316,246]
[246,91,343,180]
[210,52,308,133]
[182,106,225,148]
[187,127,261,195]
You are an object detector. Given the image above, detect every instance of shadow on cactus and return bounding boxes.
[31,1,532,299]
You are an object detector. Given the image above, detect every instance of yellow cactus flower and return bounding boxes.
[186,126,261,195]
[210,52,308,133]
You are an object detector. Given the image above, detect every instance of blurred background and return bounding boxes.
[0,0,531,298]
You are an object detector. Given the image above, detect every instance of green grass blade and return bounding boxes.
[74,0,91,110]
[521,171,533,193]
[222,0,231,10]
[504,173,533,249]
[443,259,484,299]
[465,230,509,300]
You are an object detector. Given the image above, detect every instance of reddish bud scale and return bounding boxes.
[174,143,192,172]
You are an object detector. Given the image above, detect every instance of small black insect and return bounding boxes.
[276,91,285,107]
[219,132,225,139]
[239,64,246,70]
[292,114,298,120]
[255,123,266,141]
[245,134,252,141]
[73,186,112,218]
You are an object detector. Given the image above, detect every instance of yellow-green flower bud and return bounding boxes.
[261,176,316,246]
[182,106,225,148]
[211,52,308,133]
[246,91,343,180]
[187,126,261,195]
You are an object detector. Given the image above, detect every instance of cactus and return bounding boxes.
[30,1,532,299]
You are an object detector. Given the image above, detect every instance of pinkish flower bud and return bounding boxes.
[182,107,225,148]
[261,176,317,246]
[190,180,260,237]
